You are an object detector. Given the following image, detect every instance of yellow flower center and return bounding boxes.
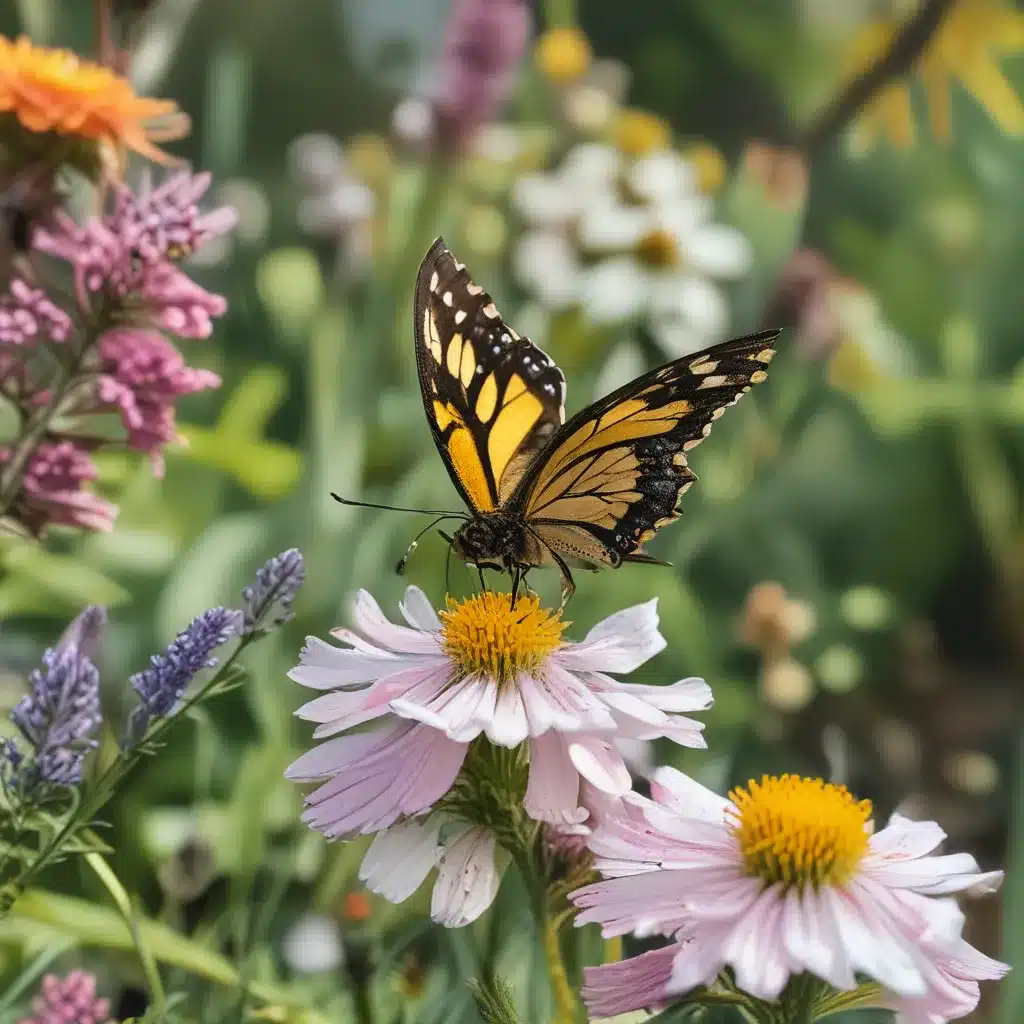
[613,109,671,157]
[535,27,592,85]
[728,774,872,889]
[440,592,567,684]
[683,140,728,195]
[635,228,680,268]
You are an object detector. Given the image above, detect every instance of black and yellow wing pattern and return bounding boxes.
[510,330,780,570]
[413,238,565,513]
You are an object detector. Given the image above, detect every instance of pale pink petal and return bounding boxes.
[486,681,530,746]
[518,664,616,735]
[568,735,631,794]
[431,826,501,927]
[288,635,411,689]
[391,673,498,742]
[722,885,789,1001]
[298,723,466,837]
[350,590,441,654]
[620,677,714,712]
[868,812,946,860]
[555,599,665,674]
[399,585,442,632]
[781,884,856,991]
[359,816,442,902]
[648,766,731,823]
[867,852,1004,896]
[823,885,927,998]
[525,731,586,824]
[665,924,731,995]
[581,944,678,1019]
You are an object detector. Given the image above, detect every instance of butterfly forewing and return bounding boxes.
[513,330,781,566]
[413,238,565,513]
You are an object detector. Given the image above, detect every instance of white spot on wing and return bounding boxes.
[429,272,439,293]
[443,291,453,307]
[482,303,498,318]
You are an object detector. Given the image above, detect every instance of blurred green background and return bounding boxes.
[0,0,1022,1020]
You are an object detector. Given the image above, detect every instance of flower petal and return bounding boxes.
[359,816,442,902]
[568,735,632,794]
[431,826,502,927]
[399,586,442,632]
[581,944,679,1019]
[557,599,665,674]
[525,730,586,824]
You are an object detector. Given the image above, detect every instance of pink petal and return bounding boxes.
[868,812,946,860]
[722,885,790,1001]
[582,944,678,1019]
[568,735,631,794]
[486,681,530,746]
[524,731,586,824]
[351,590,442,654]
[287,635,411,689]
[649,766,731,823]
[556,598,665,674]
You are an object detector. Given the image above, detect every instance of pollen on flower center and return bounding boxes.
[728,774,872,889]
[635,228,680,268]
[439,591,567,684]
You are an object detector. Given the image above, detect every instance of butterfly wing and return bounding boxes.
[510,330,781,568]
[413,238,566,513]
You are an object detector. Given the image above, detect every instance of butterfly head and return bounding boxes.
[450,514,523,568]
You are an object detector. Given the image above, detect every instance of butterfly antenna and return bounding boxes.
[444,539,453,596]
[332,494,467,517]
[396,515,457,575]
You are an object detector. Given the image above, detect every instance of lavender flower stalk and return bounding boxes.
[4,606,105,795]
[242,548,306,633]
[124,607,243,747]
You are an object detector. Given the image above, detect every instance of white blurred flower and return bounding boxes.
[281,912,344,974]
[511,144,751,357]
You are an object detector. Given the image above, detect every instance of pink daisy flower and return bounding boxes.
[286,587,711,921]
[572,767,1004,1018]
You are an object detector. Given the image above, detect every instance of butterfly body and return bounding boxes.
[413,237,780,601]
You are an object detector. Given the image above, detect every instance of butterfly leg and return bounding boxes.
[509,565,522,608]
[544,548,576,609]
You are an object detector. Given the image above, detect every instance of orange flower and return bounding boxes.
[0,35,185,162]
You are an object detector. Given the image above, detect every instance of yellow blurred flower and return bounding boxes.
[535,26,592,85]
[0,35,183,162]
[612,108,671,156]
[846,0,1024,148]
[683,140,728,195]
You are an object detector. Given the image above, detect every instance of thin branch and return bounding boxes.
[801,0,956,154]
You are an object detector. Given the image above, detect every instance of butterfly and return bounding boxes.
[338,238,780,604]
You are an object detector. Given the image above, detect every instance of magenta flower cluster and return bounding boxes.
[17,971,112,1024]
[0,169,235,535]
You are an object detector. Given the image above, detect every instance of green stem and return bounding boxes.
[542,0,577,28]
[85,851,166,1017]
[541,913,578,1024]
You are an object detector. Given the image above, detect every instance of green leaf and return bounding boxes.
[999,729,1024,1024]
[5,888,333,1024]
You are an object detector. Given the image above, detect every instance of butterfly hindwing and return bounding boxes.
[413,238,565,513]
[512,330,781,567]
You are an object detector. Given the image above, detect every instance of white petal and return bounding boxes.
[657,194,713,237]
[557,599,665,674]
[431,826,502,927]
[512,172,573,226]
[569,736,632,794]
[359,816,442,902]
[562,142,622,190]
[683,224,752,278]
[512,231,581,309]
[724,886,790,1000]
[281,913,344,973]
[580,258,648,324]
[486,682,530,746]
[629,150,696,202]
[649,273,727,338]
[649,318,703,359]
[577,199,650,253]
[625,678,713,712]
[399,586,442,632]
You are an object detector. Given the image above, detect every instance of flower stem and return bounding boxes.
[801,0,956,154]
[542,913,578,1024]
[85,851,166,1017]
[543,0,577,28]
